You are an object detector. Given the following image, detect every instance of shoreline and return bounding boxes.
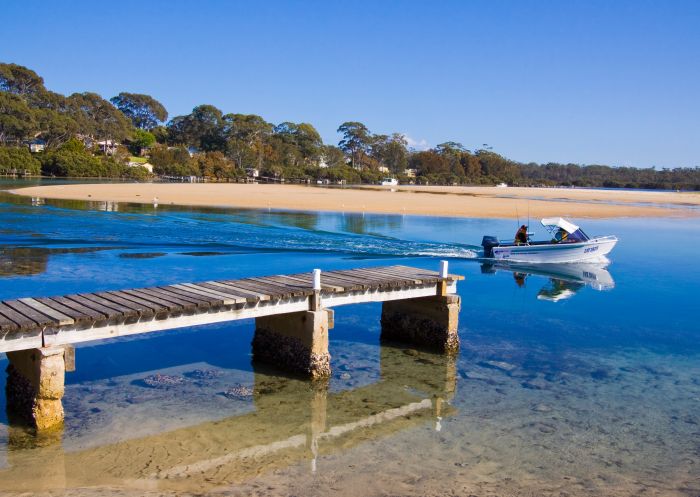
[10,183,700,219]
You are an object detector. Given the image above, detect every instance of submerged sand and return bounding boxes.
[11,183,700,218]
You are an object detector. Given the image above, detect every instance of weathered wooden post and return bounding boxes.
[380,260,461,353]
[5,346,69,431]
[252,268,333,379]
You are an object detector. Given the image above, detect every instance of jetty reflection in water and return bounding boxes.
[0,345,455,492]
[481,262,615,302]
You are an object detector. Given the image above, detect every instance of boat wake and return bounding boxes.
[3,202,481,260]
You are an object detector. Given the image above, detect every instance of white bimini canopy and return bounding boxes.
[540,217,579,234]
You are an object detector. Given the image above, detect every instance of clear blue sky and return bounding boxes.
[1,0,698,168]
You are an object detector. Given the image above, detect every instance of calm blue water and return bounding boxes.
[0,182,699,496]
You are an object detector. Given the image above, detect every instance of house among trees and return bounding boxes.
[28,139,46,153]
[96,140,119,155]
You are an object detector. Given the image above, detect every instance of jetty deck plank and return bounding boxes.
[163,285,227,306]
[176,284,244,305]
[0,265,461,352]
[270,274,345,292]
[121,289,184,311]
[143,287,212,309]
[135,288,200,312]
[18,298,75,326]
[3,300,57,328]
[47,296,108,321]
[198,282,264,302]
[66,294,130,319]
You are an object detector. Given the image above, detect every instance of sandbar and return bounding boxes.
[10,183,700,219]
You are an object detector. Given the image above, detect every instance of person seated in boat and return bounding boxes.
[514,225,528,245]
[553,228,569,243]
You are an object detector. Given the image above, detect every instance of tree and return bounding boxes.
[127,128,156,155]
[196,151,237,180]
[372,133,408,173]
[321,145,346,168]
[0,147,41,174]
[273,121,323,167]
[167,104,225,151]
[66,92,131,141]
[40,138,114,177]
[110,92,168,129]
[410,150,449,177]
[337,121,372,169]
[223,113,273,168]
[0,92,36,144]
[0,63,45,97]
[149,145,199,176]
[435,142,467,181]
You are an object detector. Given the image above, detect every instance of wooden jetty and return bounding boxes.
[0,264,463,430]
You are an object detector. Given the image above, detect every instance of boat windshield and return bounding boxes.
[568,229,589,242]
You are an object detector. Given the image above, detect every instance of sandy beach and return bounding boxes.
[11,183,700,218]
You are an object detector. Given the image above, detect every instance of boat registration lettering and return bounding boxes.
[584,246,599,254]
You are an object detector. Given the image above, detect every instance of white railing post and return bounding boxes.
[439,260,448,279]
[313,269,322,291]
[311,269,322,310]
[438,260,449,296]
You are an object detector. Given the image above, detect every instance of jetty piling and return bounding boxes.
[1,263,462,430]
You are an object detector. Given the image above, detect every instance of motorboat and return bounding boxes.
[481,217,617,263]
[481,261,615,302]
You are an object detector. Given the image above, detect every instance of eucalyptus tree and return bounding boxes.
[0,63,45,98]
[168,104,226,151]
[372,133,408,173]
[0,92,36,144]
[337,121,372,169]
[66,92,131,142]
[273,122,323,166]
[223,113,273,169]
[110,92,168,130]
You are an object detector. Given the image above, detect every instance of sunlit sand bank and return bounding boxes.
[11,183,700,218]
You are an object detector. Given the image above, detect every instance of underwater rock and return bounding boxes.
[142,374,185,388]
[185,369,223,380]
[590,369,612,380]
[221,384,254,400]
[481,360,517,372]
[534,422,557,434]
[459,370,492,381]
[118,252,166,259]
[522,378,549,390]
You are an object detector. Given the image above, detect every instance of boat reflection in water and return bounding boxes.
[0,345,456,493]
[481,262,615,302]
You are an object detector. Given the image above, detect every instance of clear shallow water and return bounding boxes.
[0,181,699,496]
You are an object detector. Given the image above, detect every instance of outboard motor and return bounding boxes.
[481,235,500,258]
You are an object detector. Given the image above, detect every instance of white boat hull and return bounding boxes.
[491,236,618,264]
